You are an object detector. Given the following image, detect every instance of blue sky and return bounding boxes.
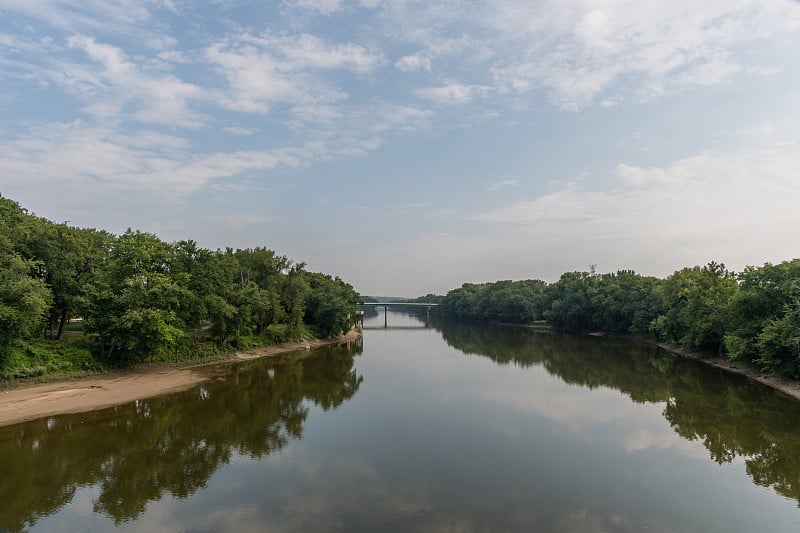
[1,0,799,296]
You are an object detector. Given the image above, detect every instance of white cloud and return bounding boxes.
[60,35,208,127]
[205,32,383,113]
[289,104,345,126]
[675,57,741,86]
[0,0,181,52]
[283,0,343,14]
[470,140,800,275]
[0,121,304,194]
[371,104,432,132]
[415,82,490,104]
[394,53,431,72]
[0,0,155,31]
[204,213,274,226]
[279,33,382,72]
[157,50,189,64]
[1,0,798,298]
[223,126,258,136]
[380,0,800,109]
[487,179,519,191]
[290,102,430,132]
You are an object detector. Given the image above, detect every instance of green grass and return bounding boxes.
[0,322,328,386]
[0,338,106,384]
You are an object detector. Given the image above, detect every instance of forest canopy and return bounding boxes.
[0,195,360,373]
[437,261,800,378]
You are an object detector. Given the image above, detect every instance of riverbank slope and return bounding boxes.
[645,339,800,401]
[0,329,362,427]
[537,324,800,401]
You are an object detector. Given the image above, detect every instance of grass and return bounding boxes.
[0,337,107,385]
[1,322,322,387]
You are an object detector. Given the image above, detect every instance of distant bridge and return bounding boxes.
[359,302,440,308]
[357,302,439,328]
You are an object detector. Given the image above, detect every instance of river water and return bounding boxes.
[1,310,799,532]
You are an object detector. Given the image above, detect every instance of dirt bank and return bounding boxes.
[0,329,362,428]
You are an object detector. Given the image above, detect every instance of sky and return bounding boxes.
[1,0,799,296]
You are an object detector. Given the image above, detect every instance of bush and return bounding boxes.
[0,339,103,383]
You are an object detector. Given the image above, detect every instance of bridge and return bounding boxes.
[357,302,440,328]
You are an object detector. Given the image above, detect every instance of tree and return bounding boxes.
[0,252,52,359]
[591,270,663,334]
[304,273,360,337]
[85,231,192,361]
[281,265,310,338]
[652,262,738,353]
[28,223,112,339]
[544,271,598,332]
[724,260,800,364]
[753,282,800,377]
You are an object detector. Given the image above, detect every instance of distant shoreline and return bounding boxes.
[0,329,362,428]
[641,338,800,402]
[524,324,800,402]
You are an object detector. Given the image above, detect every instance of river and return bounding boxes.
[1,309,799,532]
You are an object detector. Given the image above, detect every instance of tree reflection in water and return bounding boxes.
[432,318,800,507]
[0,341,363,532]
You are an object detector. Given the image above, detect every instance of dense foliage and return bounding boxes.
[0,195,360,374]
[438,260,800,378]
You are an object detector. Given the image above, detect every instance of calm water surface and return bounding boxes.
[2,310,800,532]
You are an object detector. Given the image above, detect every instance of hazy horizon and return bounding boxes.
[2,1,798,295]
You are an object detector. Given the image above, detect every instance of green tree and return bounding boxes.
[29,223,112,339]
[544,271,598,332]
[85,231,191,361]
[652,262,738,353]
[724,260,800,365]
[0,252,53,359]
[591,270,663,334]
[753,287,800,377]
[304,273,360,337]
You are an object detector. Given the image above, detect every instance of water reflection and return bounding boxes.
[431,317,800,506]
[0,342,363,532]
[3,314,800,532]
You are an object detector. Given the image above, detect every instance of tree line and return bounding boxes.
[0,195,360,371]
[434,261,800,378]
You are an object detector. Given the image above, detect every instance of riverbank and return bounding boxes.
[644,339,800,402]
[509,323,800,402]
[0,329,362,428]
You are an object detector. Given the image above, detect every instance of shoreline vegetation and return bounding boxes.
[417,260,800,400]
[0,328,362,427]
[504,322,800,401]
[3,192,800,419]
[649,338,800,402]
[1,194,362,385]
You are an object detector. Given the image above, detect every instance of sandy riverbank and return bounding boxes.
[0,329,362,428]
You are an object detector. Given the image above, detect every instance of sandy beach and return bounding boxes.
[0,329,362,428]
